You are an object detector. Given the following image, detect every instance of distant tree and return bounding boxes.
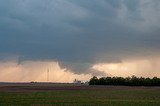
[152,77,160,86]
[98,77,106,85]
[105,77,112,85]
[89,76,98,85]
[89,76,160,86]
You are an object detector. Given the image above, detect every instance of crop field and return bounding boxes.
[0,83,160,106]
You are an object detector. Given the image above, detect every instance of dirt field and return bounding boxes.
[0,83,160,106]
[0,83,159,92]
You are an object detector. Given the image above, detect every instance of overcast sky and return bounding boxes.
[0,0,160,82]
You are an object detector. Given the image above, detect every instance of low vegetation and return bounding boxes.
[89,76,160,86]
[0,86,160,106]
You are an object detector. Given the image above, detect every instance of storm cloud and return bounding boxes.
[0,0,160,75]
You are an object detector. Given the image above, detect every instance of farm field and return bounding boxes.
[0,83,160,106]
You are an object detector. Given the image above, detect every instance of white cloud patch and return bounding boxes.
[92,57,160,78]
[0,60,91,82]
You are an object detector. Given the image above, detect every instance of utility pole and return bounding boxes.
[47,68,49,82]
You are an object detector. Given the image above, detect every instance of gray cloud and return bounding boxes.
[0,0,160,74]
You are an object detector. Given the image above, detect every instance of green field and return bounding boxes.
[0,85,160,106]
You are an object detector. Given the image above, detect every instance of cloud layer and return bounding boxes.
[0,60,91,82]
[0,0,160,76]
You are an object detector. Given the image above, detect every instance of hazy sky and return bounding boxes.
[0,0,160,82]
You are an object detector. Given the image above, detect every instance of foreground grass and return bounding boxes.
[0,87,160,106]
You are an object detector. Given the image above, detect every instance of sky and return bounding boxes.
[0,0,160,82]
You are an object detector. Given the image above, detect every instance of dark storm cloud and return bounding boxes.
[0,0,160,74]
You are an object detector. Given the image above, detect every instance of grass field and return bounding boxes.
[0,83,160,106]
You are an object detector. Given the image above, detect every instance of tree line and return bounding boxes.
[89,76,160,86]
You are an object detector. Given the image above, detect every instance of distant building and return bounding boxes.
[73,79,82,85]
